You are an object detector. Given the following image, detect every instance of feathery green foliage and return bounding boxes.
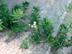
[30,6,42,25]
[0,0,29,37]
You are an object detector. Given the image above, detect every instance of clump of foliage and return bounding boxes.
[0,1,10,28]
[21,2,72,50]
[29,17,54,43]
[21,17,54,48]
[47,24,72,50]
[30,6,42,25]
[10,9,28,33]
[40,18,54,36]
[46,2,72,50]
[22,1,29,12]
[0,0,29,37]
[29,28,41,43]
[21,40,30,48]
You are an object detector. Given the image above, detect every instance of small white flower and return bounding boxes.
[34,21,36,24]
[33,21,36,26]
[31,21,37,29]
[31,25,33,28]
